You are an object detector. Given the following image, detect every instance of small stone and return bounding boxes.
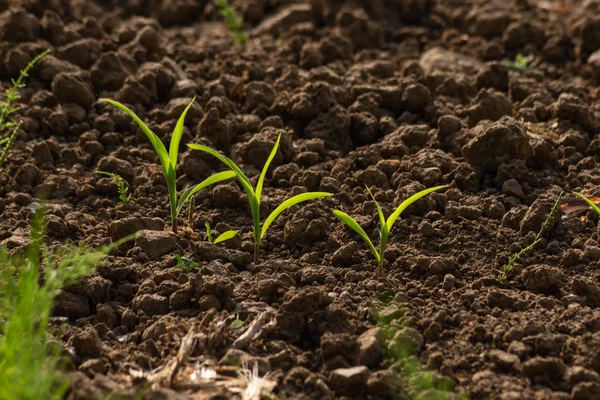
[367,369,403,397]
[198,294,221,311]
[253,4,313,36]
[331,241,360,266]
[463,117,533,173]
[521,357,566,383]
[357,328,382,367]
[566,366,600,387]
[46,214,69,239]
[402,83,431,113]
[108,217,165,242]
[571,382,600,400]
[520,265,566,295]
[132,293,169,317]
[52,71,95,108]
[585,245,600,261]
[378,304,403,323]
[589,49,600,81]
[71,327,103,358]
[135,230,177,259]
[389,327,424,355]
[79,358,106,376]
[97,156,135,182]
[487,289,517,309]
[54,290,90,319]
[489,349,520,370]
[502,179,525,199]
[572,278,600,308]
[442,274,456,291]
[329,366,370,390]
[142,319,168,342]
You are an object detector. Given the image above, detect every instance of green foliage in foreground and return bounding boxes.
[103,98,236,234]
[205,221,239,244]
[0,209,134,400]
[334,185,447,269]
[0,49,49,169]
[498,191,563,283]
[377,309,468,400]
[96,171,132,203]
[215,0,249,46]
[189,133,333,263]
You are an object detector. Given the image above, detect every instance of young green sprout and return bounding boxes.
[96,171,131,203]
[103,98,237,234]
[333,185,448,269]
[188,133,333,263]
[505,53,539,73]
[214,0,249,46]
[573,192,600,216]
[175,255,201,271]
[205,221,239,244]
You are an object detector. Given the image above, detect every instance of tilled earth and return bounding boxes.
[1,0,600,399]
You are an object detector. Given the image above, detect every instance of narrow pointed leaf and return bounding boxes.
[205,222,213,242]
[386,185,448,231]
[169,97,196,168]
[103,99,170,171]
[214,230,240,244]
[261,192,332,239]
[333,210,380,263]
[366,186,387,235]
[176,171,237,215]
[187,143,255,198]
[256,133,281,201]
[574,192,600,216]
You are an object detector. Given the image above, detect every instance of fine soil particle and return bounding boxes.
[2,0,600,399]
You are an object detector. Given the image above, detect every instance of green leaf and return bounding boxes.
[103,99,170,173]
[333,210,380,263]
[574,192,600,216]
[205,221,213,242]
[176,171,237,216]
[187,143,255,198]
[213,230,240,244]
[261,192,332,240]
[256,133,281,201]
[169,97,196,169]
[386,185,448,232]
[366,186,387,235]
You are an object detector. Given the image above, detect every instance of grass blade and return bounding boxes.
[214,230,240,244]
[366,186,387,234]
[386,185,448,232]
[573,192,600,216]
[169,97,195,168]
[176,171,236,215]
[205,222,213,242]
[188,143,255,198]
[103,99,170,171]
[333,210,380,263]
[261,192,332,239]
[256,133,281,201]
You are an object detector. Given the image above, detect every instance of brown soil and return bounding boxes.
[2,0,600,399]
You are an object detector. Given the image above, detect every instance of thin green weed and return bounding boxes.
[96,171,132,203]
[498,191,563,283]
[0,49,49,169]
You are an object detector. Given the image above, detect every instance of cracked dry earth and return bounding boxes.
[1,0,600,399]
